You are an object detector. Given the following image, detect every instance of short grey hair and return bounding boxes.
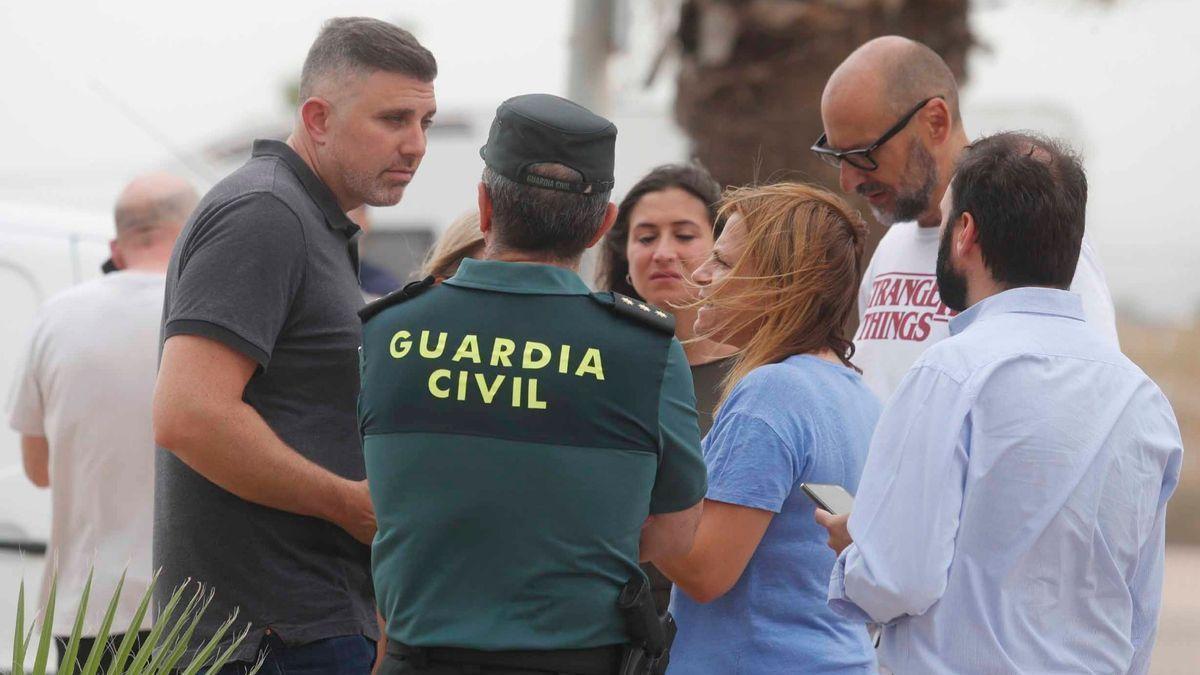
[883,40,961,126]
[299,17,437,100]
[483,164,611,260]
[114,187,197,240]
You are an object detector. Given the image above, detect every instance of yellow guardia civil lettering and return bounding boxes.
[388,330,604,410]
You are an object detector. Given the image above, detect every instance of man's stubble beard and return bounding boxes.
[891,141,938,225]
[332,145,409,208]
[871,140,938,227]
[344,166,407,208]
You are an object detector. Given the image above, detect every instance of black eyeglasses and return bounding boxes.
[811,96,943,172]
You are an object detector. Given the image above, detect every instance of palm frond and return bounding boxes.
[10,569,255,675]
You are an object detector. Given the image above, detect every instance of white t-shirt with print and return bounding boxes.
[7,271,164,636]
[853,222,1119,403]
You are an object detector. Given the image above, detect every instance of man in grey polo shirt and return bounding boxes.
[152,17,437,673]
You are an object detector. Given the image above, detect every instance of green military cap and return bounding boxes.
[479,93,617,195]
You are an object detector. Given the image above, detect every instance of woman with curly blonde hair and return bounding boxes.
[655,183,879,674]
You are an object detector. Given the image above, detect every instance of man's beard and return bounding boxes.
[865,141,938,226]
[333,147,412,207]
[344,167,408,207]
[935,221,969,312]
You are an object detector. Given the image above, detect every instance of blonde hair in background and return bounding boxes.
[421,211,485,279]
[700,183,868,405]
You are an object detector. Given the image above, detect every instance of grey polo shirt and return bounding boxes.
[155,139,376,661]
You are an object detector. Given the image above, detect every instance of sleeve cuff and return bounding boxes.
[164,319,271,367]
[648,482,706,515]
[8,413,44,437]
[704,487,784,514]
[827,545,873,623]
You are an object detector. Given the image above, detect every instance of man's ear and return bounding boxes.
[585,202,618,249]
[956,211,979,260]
[299,97,334,145]
[477,183,493,235]
[923,97,953,144]
[108,239,126,270]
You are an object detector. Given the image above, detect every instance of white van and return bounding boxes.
[0,202,110,672]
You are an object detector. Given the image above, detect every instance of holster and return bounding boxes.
[617,575,676,675]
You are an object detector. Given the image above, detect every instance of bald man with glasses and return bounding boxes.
[814,36,1119,401]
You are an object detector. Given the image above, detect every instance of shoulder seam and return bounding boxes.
[265,164,310,298]
[710,409,796,455]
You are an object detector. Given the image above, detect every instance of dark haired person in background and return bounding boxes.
[152,17,437,673]
[359,93,706,674]
[597,163,737,438]
[596,164,736,615]
[349,205,404,300]
[817,133,1182,674]
[595,164,734,614]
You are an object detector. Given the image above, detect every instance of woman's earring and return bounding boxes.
[625,274,633,286]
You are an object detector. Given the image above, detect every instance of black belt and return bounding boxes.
[388,641,623,675]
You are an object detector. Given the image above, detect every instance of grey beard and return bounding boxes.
[890,142,938,225]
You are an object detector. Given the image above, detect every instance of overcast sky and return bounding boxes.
[2,0,1198,320]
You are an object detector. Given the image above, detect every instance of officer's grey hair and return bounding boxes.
[482,164,611,261]
[299,17,437,101]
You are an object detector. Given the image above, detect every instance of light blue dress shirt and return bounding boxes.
[828,287,1183,674]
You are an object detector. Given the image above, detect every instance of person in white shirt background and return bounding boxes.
[7,173,196,673]
[811,35,1118,402]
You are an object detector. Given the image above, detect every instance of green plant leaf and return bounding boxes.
[31,569,56,675]
[12,568,251,675]
[153,587,214,675]
[11,579,25,675]
[197,619,254,675]
[108,569,161,674]
[177,608,247,675]
[145,583,205,674]
[79,570,126,675]
[125,579,191,673]
[58,568,93,674]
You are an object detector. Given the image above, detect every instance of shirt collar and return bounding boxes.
[251,139,359,236]
[443,258,592,295]
[949,286,1085,336]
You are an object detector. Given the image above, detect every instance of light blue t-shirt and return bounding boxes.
[669,354,880,674]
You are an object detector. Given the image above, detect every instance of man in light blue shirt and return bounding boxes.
[817,132,1183,674]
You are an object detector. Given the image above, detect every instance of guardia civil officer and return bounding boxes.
[360,94,707,675]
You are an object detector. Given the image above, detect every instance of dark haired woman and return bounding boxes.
[597,164,737,436]
[596,164,737,613]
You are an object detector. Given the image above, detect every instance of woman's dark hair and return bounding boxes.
[596,163,723,298]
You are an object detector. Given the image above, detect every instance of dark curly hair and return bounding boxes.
[595,163,723,299]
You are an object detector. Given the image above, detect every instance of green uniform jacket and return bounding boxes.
[359,259,707,651]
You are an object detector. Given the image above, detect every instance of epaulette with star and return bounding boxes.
[590,291,676,334]
[359,276,436,323]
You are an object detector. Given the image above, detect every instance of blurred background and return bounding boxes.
[1,0,1197,671]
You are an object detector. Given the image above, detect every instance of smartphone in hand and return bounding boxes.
[801,483,855,516]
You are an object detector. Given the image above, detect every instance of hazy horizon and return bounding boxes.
[2,0,1197,321]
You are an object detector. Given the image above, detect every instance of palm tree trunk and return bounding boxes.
[673,0,971,197]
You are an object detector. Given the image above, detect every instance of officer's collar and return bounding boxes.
[443,258,591,296]
[251,139,360,236]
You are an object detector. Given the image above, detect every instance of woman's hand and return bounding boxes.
[814,509,852,555]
